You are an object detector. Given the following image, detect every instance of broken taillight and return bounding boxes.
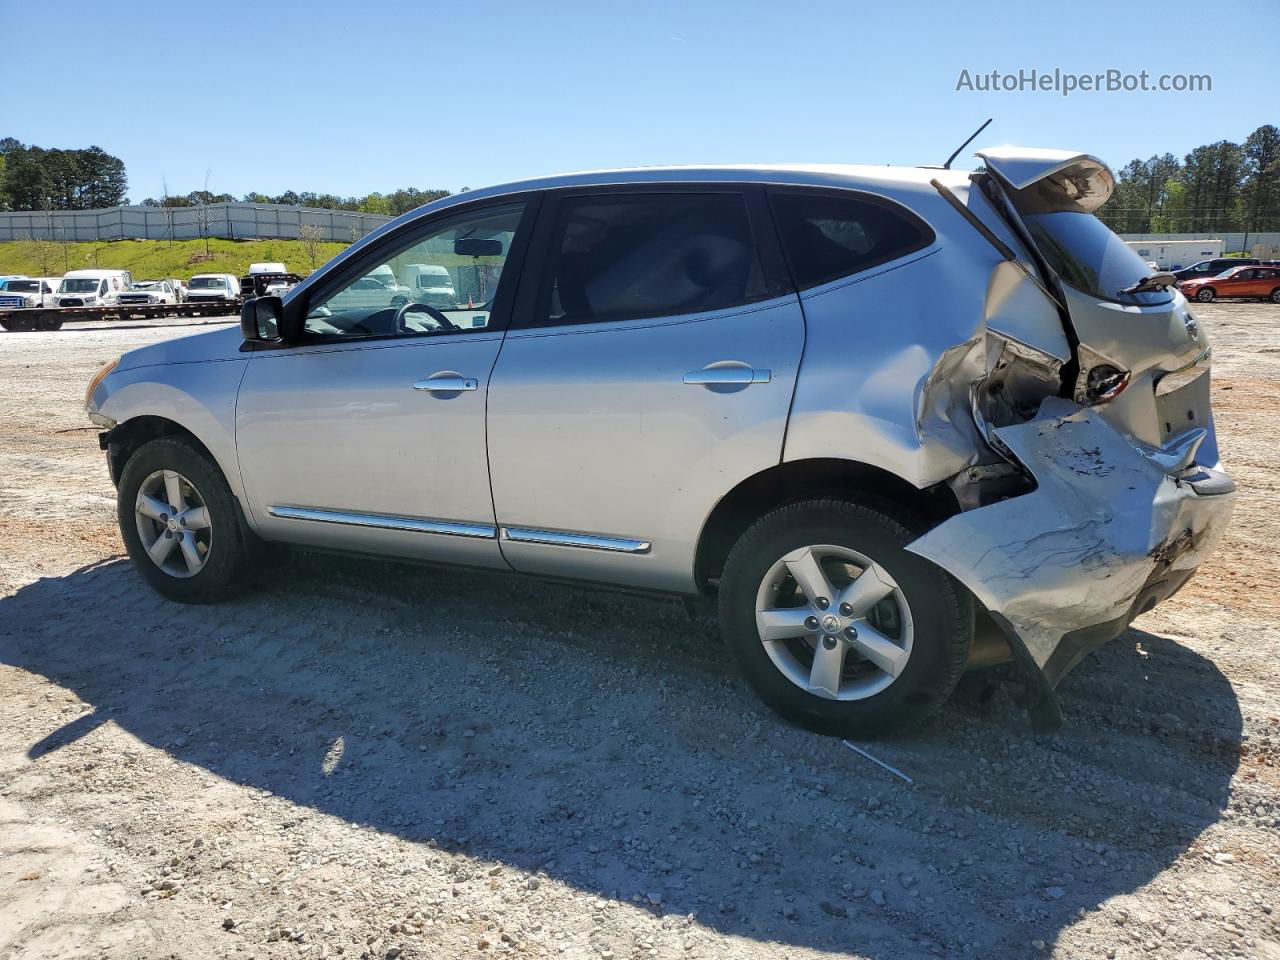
[1084,363,1131,403]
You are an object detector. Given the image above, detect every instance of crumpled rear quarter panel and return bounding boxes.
[906,397,1235,674]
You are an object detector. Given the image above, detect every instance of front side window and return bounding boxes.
[535,192,766,326]
[769,189,934,290]
[306,202,524,339]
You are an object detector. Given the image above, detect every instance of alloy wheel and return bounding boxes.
[134,469,213,578]
[754,545,914,701]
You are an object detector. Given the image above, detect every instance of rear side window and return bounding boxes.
[769,189,934,290]
[537,193,767,326]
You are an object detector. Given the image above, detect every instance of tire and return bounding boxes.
[0,319,11,331]
[1270,287,1280,304]
[718,499,972,738]
[117,437,256,603]
[1196,287,1216,302]
[36,314,63,331]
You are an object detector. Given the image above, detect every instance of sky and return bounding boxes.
[2,0,1277,202]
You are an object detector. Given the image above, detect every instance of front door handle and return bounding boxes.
[683,361,771,386]
[413,373,478,392]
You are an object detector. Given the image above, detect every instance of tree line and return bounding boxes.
[0,136,451,218]
[1098,124,1280,236]
[5,126,1278,234]
[0,138,129,211]
[138,186,451,217]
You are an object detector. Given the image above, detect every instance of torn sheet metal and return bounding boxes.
[906,397,1236,673]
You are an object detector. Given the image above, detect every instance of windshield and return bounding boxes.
[189,277,227,289]
[60,278,103,293]
[418,275,454,288]
[133,281,160,289]
[1019,211,1173,305]
[1213,268,1241,279]
[5,280,40,293]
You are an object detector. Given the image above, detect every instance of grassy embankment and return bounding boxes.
[0,238,350,281]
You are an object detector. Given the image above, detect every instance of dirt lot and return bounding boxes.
[1,308,1278,960]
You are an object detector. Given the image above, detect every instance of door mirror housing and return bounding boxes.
[240,295,302,343]
[454,238,503,258]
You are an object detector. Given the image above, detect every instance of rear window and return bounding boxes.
[768,189,934,290]
[1010,183,1171,305]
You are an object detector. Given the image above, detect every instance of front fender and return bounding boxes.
[93,359,250,501]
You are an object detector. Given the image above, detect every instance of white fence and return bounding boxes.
[1119,232,1280,256]
[0,203,394,243]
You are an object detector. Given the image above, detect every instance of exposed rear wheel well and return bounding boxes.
[106,417,219,485]
[693,458,960,595]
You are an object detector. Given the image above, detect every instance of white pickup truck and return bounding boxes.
[0,277,61,310]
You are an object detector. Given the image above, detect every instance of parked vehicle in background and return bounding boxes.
[86,147,1234,737]
[118,280,179,306]
[317,264,413,314]
[241,263,304,300]
[56,269,132,307]
[168,278,189,302]
[1171,257,1261,283]
[0,276,61,309]
[400,263,458,308]
[1178,265,1280,303]
[186,274,241,305]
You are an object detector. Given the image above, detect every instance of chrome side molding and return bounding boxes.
[265,506,652,555]
[267,505,496,539]
[500,526,652,554]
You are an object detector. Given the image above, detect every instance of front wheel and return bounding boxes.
[1196,287,1216,302]
[118,437,257,603]
[718,499,972,738]
[1270,287,1280,304]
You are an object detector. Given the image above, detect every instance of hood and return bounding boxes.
[117,325,245,371]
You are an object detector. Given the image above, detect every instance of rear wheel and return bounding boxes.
[1196,287,1216,302]
[118,437,256,603]
[718,499,972,738]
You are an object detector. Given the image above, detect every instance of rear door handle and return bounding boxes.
[413,374,478,392]
[683,361,771,386]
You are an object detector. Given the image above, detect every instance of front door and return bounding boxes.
[486,186,805,593]
[236,199,532,567]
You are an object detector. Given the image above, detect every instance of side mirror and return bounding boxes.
[454,238,502,258]
[240,295,301,343]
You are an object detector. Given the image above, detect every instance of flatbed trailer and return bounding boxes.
[0,300,242,331]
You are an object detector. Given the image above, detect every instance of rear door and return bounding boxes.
[486,185,804,593]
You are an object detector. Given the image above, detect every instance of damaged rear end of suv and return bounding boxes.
[902,147,1235,730]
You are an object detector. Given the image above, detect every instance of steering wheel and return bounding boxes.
[395,301,458,334]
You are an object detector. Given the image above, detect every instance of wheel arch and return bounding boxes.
[105,416,223,488]
[693,457,961,594]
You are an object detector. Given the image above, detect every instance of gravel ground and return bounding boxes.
[1,309,1278,960]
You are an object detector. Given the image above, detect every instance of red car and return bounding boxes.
[1178,265,1280,303]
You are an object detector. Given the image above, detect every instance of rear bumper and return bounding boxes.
[908,398,1236,730]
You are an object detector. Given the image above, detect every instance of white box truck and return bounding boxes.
[1124,238,1224,271]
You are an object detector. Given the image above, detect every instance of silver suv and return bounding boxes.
[85,147,1235,736]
